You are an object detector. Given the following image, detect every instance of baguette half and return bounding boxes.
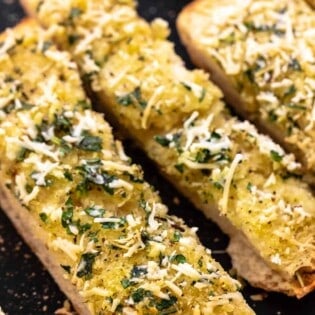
[21,0,315,297]
[0,19,254,314]
[177,0,315,184]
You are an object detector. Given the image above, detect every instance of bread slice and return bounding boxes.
[21,0,315,297]
[177,0,315,185]
[0,20,254,314]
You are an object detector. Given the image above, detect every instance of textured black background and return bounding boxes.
[0,0,314,314]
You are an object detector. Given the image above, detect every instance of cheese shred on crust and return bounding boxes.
[25,0,315,297]
[0,21,253,315]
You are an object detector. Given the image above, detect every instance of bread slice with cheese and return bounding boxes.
[177,0,315,184]
[0,20,254,315]
[21,0,315,297]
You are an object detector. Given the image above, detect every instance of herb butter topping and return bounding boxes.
[0,22,253,314]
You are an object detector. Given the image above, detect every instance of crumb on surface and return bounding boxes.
[250,293,268,301]
[173,196,180,205]
[55,300,76,315]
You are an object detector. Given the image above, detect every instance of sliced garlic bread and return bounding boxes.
[21,0,315,297]
[0,20,254,314]
[177,0,315,182]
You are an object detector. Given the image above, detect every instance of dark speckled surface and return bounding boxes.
[0,1,314,314]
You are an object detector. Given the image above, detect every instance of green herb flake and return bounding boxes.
[270,150,283,162]
[76,252,98,279]
[211,131,222,140]
[77,99,91,110]
[195,149,211,163]
[61,264,71,274]
[180,82,192,91]
[172,231,182,242]
[131,288,151,303]
[69,8,82,20]
[284,85,296,98]
[268,110,278,122]
[213,181,223,190]
[219,33,235,45]
[54,113,71,133]
[42,41,52,52]
[174,163,184,173]
[84,206,105,218]
[154,135,171,147]
[39,212,48,223]
[64,170,73,181]
[286,103,306,110]
[131,265,147,278]
[68,34,81,45]
[246,182,253,192]
[16,147,29,162]
[173,254,186,264]
[61,198,74,228]
[78,134,102,152]
[199,87,206,102]
[121,278,131,289]
[288,58,302,71]
[155,296,177,311]
[116,87,147,108]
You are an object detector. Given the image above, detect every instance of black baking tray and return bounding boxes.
[0,1,314,314]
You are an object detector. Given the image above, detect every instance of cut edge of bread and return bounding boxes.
[176,1,315,298]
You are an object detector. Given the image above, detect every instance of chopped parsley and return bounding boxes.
[16,147,29,162]
[284,85,296,98]
[155,296,177,312]
[270,150,283,162]
[116,87,147,108]
[69,7,82,20]
[174,163,184,173]
[39,212,48,223]
[121,278,133,289]
[172,231,182,242]
[172,254,186,264]
[131,288,151,303]
[61,264,71,274]
[76,252,98,279]
[246,182,254,192]
[195,148,211,163]
[63,170,73,181]
[61,197,74,228]
[288,58,302,71]
[77,133,102,152]
[131,265,147,278]
[84,206,105,218]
